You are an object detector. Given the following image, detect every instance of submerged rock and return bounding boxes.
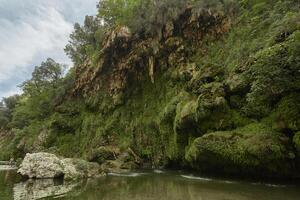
[18,153,102,180]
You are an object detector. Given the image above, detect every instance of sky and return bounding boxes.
[0,0,99,99]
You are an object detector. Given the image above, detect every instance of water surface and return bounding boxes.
[1,167,300,200]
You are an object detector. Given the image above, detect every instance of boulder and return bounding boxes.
[18,153,102,180]
[18,153,64,179]
[62,158,101,180]
[174,82,231,135]
[186,123,298,178]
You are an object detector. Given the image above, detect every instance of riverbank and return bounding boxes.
[9,152,300,184]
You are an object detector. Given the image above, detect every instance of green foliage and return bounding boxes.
[293,132,300,155]
[268,93,300,132]
[0,95,20,129]
[0,105,9,129]
[87,146,115,164]
[1,0,300,178]
[66,0,238,67]
[65,16,105,65]
[190,0,300,119]
[129,0,187,37]
[98,0,236,36]
[3,95,20,111]
[245,31,300,117]
[9,59,66,129]
[21,58,65,96]
[97,0,141,26]
[0,58,72,158]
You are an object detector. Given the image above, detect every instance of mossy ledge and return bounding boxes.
[186,123,298,178]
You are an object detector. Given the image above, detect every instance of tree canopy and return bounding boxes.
[65,0,235,66]
[21,58,65,96]
[7,58,67,129]
[0,95,20,129]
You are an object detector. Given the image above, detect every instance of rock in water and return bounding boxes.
[13,179,78,200]
[18,153,64,179]
[61,158,101,180]
[18,153,101,180]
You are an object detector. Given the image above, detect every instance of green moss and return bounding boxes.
[87,146,116,164]
[268,93,300,132]
[186,123,296,177]
[244,31,300,117]
[2,0,300,178]
[187,64,225,94]
[174,98,198,135]
[158,97,181,162]
[0,133,16,160]
[293,132,300,155]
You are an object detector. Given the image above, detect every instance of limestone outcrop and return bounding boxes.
[18,153,102,180]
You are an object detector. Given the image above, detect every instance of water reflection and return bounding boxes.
[13,179,78,200]
[61,172,300,200]
[0,166,17,171]
[1,169,300,200]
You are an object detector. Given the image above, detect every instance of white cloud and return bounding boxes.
[0,0,98,98]
[0,87,21,100]
[0,7,73,81]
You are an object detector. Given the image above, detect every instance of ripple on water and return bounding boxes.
[180,175,237,184]
[153,169,164,174]
[251,182,290,188]
[0,165,17,171]
[107,172,147,177]
[180,175,213,181]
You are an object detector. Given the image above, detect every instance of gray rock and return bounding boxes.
[18,153,64,179]
[18,153,102,180]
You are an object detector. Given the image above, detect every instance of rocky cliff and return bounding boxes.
[1,1,300,179]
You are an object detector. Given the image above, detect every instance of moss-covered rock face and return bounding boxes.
[2,1,300,179]
[174,99,198,136]
[293,132,300,156]
[269,94,300,133]
[87,146,116,164]
[186,123,297,177]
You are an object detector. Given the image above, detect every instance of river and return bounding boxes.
[1,166,300,200]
